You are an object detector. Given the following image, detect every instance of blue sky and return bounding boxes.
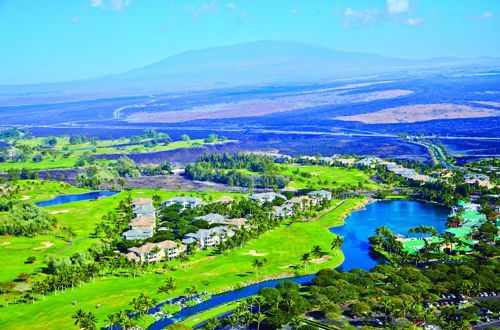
[0,0,499,84]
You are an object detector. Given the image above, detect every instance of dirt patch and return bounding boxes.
[471,101,500,108]
[34,241,54,250]
[50,210,70,214]
[334,104,499,124]
[311,255,332,264]
[20,196,31,200]
[126,89,413,123]
[0,242,11,246]
[242,250,268,257]
[125,174,258,193]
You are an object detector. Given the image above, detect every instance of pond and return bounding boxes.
[149,200,449,328]
[329,199,449,271]
[35,191,119,207]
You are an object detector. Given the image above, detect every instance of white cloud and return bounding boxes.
[70,17,80,24]
[227,3,236,9]
[387,0,409,14]
[185,1,218,20]
[405,17,425,26]
[342,7,380,28]
[89,0,132,12]
[482,12,493,18]
[290,8,300,14]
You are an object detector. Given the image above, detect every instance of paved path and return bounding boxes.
[58,236,90,253]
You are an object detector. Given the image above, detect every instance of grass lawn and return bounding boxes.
[0,198,363,329]
[181,301,240,327]
[281,165,379,190]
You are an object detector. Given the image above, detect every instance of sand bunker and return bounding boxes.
[50,210,70,214]
[280,265,295,269]
[34,241,54,250]
[334,103,499,124]
[242,250,268,257]
[21,196,31,200]
[311,255,332,264]
[0,242,11,246]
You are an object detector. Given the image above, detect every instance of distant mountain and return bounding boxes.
[115,40,415,86]
[1,40,499,104]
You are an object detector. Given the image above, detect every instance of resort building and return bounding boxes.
[161,196,206,209]
[308,190,332,203]
[182,227,235,249]
[284,196,312,210]
[248,192,286,203]
[318,156,335,165]
[335,158,356,166]
[356,157,383,168]
[273,205,294,218]
[194,213,226,225]
[122,228,154,240]
[274,155,292,164]
[464,173,490,181]
[129,216,156,231]
[133,204,156,218]
[125,240,186,262]
[222,218,248,229]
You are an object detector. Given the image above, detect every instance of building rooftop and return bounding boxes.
[132,198,153,206]
[445,227,471,237]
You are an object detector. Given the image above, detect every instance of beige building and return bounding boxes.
[125,240,186,262]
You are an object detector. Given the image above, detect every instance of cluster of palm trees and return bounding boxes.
[203,296,268,330]
[72,309,98,330]
[376,297,471,330]
[370,225,470,267]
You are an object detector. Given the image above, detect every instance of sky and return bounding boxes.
[0,0,499,84]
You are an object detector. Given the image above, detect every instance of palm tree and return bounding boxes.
[72,309,87,328]
[254,296,266,314]
[203,317,221,330]
[331,236,344,255]
[223,315,240,329]
[160,276,177,309]
[253,313,266,330]
[82,311,98,330]
[200,279,210,292]
[378,297,393,316]
[106,312,119,330]
[252,259,263,276]
[398,300,414,321]
[301,253,311,269]
[311,245,324,258]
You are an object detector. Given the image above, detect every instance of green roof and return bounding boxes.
[459,238,475,246]
[462,211,485,220]
[402,239,426,248]
[454,246,474,252]
[445,227,471,237]
[462,221,485,228]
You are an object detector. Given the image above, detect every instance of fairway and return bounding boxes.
[0,138,236,172]
[0,184,246,284]
[282,165,378,189]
